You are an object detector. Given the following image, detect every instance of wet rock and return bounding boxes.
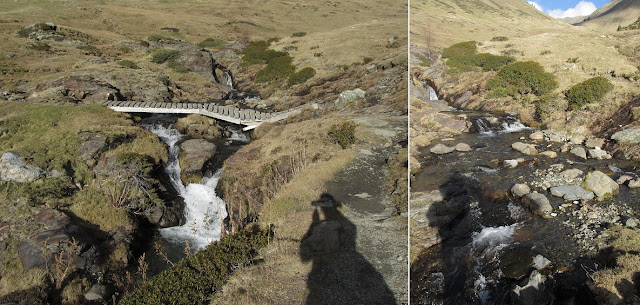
[78,133,108,161]
[335,88,365,106]
[569,147,587,159]
[617,175,633,185]
[511,270,553,305]
[512,142,537,155]
[454,143,472,152]
[500,247,536,280]
[430,144,455,155]
[539,151,557,159]
[588,148,611,160]
[560,169,583,180]
[629,179,640,188]
[504,160,519,168]
[179,139,216,179]
[522,193,552,217]
[611,129,640,144]
[0,152,46,182]
[625,217,639,228]
[533,254,551,270]
[550,185,594,201]
[583,171,619,198]
[511,184,530,198]
[486,117,500,125]
[529,131,544,141]
[85,283,109,301]
[585,138,605,148]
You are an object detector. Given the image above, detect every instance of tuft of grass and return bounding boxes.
[26,41,51,52]
[69,188,134,234]
[150,49,181,64]
[491,36,509,41]
[76,45,101,56]
[327,121,357,149]
[167,61,190,73]
[567,57,579,63]
[291,31,307,37]
[540,50,552,55]
[147,34,166,42]
[197,38,225,48]
[362,57,374,64]
[118,60,140,69]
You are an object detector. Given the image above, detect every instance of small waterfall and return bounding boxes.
[427,85,438,101]
[227,126,250,143]
[223,70,234,88]
[470,117,495,136]
[499,117,531,134]
[145,124,227,249]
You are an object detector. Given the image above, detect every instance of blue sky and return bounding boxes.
[528,0,610,18]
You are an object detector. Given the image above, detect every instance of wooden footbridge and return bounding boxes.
[102,100,300,131]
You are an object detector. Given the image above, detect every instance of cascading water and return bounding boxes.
[227,126,250,143]
[428,85,438,101]
[145,124,228,249]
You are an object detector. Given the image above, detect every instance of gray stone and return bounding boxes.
[617,175,634,185]
[539,151,557,159]
[543,130,567,142]
[179,139,216,179]
[522,193,552,216]
[583,171,619,198]
[430,144,455,155]
[529,131,544,140]
[0,152,45,182]
[512,142,537,155]
[626,217,639,228]
[550,185,594,201]
[570,134,585,145]
[512,270,552,305]
[85,284,108,301]
[455,143,472,152]
[570,147,587,159]
[511,184,530,198]
[585,138,605,148]
[560,169,583,179]
[611,129,640,144]
[629,179,640,188]
[588,148,611,160]
[335,89,365,106]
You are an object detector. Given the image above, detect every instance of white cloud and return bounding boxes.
[528,1,543,12]
[547,1,597,18]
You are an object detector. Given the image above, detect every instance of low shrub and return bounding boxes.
[150,49,181,63]
[362,57,374,64]
[167,61,190,73]
[76,45,101,56]
[540,50,552,55]
[120,227,271,305]
[491,36,509,41]
[566,76,613,110]
[487,61,558,97]
[147,35,165,42]
[328,121,357,149]
[197,38,225,48]
[26,42,51,52]
[287,67,316,87]
[291,31,307,37]
[255,55,295,83]
[241,41,287,65]
[441,41,514,72]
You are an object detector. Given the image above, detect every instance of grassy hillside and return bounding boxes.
[579,0,640,31]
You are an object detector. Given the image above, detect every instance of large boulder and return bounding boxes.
[511,184,531,198]
[583,171,619,198]
[550,185,594,201]
[522,193,552,217]
[175,114,223,141]
[611,129,640,144]
[512,142,537,155]
[335,89,365,106]
[179,139,216,182]
[0,152,46,182]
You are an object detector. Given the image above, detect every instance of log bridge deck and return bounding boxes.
[102,100,300,131]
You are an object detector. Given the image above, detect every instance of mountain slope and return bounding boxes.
[410,0,566,51]
[578,0,640,30]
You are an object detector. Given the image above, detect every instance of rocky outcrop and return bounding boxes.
[583,171,619,198]
[78,133,108,161]
[175,114,223,141]
[611,129,640,144]
[179,139,216,182]
[335,89,365,106]
[0,152,46,182]
[33,75,122,103]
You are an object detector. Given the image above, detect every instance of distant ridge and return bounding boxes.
[577,0,640,30]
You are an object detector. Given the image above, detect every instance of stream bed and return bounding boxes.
[411,110,640,305]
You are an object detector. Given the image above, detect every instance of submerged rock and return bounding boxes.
[0,152,46,182]
[550,185,594,201]
[583,171,619,198]
[512,142,537,155]
[454,143,472,152]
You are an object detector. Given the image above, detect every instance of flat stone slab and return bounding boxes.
[550,185,594,201]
